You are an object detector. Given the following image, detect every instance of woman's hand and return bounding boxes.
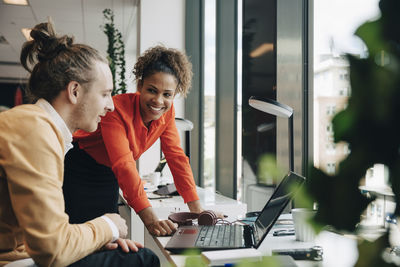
[187,200,226,219]
[104,238,144,253]
[187,200,204,214]
[213,210,226,219]
[138,206,178,236]
[146,219,178,236]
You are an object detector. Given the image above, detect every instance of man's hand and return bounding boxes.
[104,213,128,238]
[146,219,178,236]
[104,238,144,253]
[138,207,178,236]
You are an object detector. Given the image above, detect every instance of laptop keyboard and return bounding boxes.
[194,224,243,248]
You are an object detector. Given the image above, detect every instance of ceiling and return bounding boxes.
[0,0,138,83]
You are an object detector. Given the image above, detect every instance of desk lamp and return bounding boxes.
[248,96,294,172]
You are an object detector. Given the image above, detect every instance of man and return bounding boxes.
[0,21,159,267]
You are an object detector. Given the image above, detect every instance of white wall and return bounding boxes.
[137,0,186,175]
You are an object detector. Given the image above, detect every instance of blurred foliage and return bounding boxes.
[102,9,127,96]
[305,0,400,265]
[355,233,396,267]
[236,256,281,267]
[184,255,207,267]
[183,253,285,267]
[257,153,286,185]
[292,185,325,234]
[183,249,207,267]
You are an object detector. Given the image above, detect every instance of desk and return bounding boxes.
[120,187,359,266]
[119,186,247,246]
[145,216,359,267]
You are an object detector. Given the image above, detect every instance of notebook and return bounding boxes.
[165,171,305,253]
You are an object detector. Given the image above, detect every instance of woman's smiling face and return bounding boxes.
[137,72,177,126]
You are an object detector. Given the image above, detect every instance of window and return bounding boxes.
[326,163,336,174]
[325,143,336,155]
[203,0,216,191]
[339,87,349,96]
[313,0,380,180]
[187,0,304,201]
[339,72,349,81]
[185,0,238,198]
[343,144,351,155]
[326,105,336,116]
[326,123,333,133]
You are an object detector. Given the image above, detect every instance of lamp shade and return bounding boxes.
[249,96,293,118]
[249,96,294,172]
[175,118,194,131]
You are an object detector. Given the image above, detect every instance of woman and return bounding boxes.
[63,46,207,236]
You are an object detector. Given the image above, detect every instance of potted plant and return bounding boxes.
[102,8,127,95]
[305,0,400,265]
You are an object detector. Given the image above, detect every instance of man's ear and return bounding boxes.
[66,81,81,104]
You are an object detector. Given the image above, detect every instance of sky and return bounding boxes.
[314,0,381,58]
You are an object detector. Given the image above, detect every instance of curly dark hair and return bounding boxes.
[133,45,193,97]
[20,18,107,102]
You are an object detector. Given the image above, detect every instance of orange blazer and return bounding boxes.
[74,93,199,213]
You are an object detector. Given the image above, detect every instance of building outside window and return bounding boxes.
[313,0,382,178]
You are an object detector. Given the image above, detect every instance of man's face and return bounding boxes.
[74,61,114,132]
[137,72,177,127]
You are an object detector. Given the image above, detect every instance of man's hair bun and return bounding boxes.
[20,18,107,102]
[23,21,75,67]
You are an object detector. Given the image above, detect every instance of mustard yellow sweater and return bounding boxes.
[0,105,113,267]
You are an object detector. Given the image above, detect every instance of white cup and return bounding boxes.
[292,208,316,242]
[149,172,161,186]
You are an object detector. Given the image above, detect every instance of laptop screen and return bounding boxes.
[253,171,305,247]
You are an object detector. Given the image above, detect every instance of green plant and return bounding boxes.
[183,253,282,267]
[305,0,400,265]
[102,8,127,95]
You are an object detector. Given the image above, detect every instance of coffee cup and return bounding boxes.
[291,208,316,242]
[150,172,161,186]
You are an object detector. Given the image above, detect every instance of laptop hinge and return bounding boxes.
[244,225,255,247]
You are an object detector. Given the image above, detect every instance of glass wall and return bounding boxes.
[186,0,304,201]
[241,0,277,187]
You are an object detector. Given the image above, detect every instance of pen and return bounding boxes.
[273,229,295,236]
[148,195,173,200]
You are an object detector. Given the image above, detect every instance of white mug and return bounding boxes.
[150,172,161,186]
[291,208,316,242]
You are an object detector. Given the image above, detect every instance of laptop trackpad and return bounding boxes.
[166,226,199,250]
[180,228,197,234]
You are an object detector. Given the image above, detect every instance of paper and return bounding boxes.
[201,248,262,265]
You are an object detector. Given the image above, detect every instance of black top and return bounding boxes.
[63,143,119,223]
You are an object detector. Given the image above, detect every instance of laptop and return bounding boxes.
[165,171,305,253]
